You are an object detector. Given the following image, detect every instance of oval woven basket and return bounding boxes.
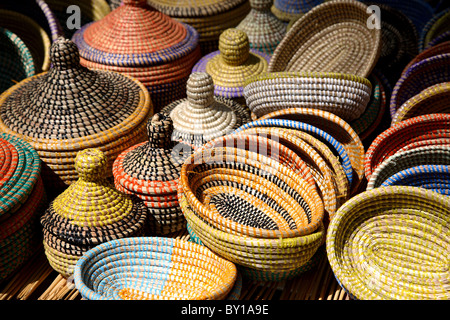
[364,113,450,180]
[74,237,237,300]
[392,82,450,125]
[243,71,372,122]
[269,0,381,79]
[0,27,35,95]
[390,53,450,117]
[326,186,450,300]
[419,8,450,51]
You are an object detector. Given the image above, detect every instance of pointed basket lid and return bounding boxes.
[161,72,251,147]
[72,0,199,67]
[192,28,271,98]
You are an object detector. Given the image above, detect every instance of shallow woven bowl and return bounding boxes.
[390,53,450,117]
[243,71,372,122]
[326,185,450,300]
[74,237,237,300]
[419,8,450,51]
[268,0,381,79]
[392,82,450,125]
[364,113,450,180]
[402,41,450,75]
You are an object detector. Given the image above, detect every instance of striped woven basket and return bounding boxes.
[392,82,450,125]
[41,148,148,278]
[327,186,450,300]
[0,27,35,95]
[243,71,372,122]
[74,237,238,300]
[271,0,325,22]
[0,9,51,72]
[72,0,201,112]
[401,41,450,78]
[0,38,153,192]
[113,113,186,235]
[269,0,381,79]
[0,133,47,281]
[419,8,450,51]
[390,53,450,117]
[365,113,450,180]
[235,0,287,55]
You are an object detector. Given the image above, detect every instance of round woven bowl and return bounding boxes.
[367,145,450,192]
[271,0,324,22]
[390,53,450,117]
[235,0,287,55]
[0,38,152,190]
[326,186,450,300]
[365,113,450,180]
[392,82,450,125]
[402,41,450,75]
[243,71,372,122]
[243,109,365,194]
[419,8,450,51]
[268,0,381,79]
[74,237,237,300]
[0,27,35,94]
[0,9,51,72]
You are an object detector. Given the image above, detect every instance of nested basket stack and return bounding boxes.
[113,113,186,236]
[161,72,251,153]
[178,133,327,281]
[0,9,51,73]
[326,186,450,300]
[147,0,251,55]
[0,38,153,194]
[0,27,35,94]
[419,8,450,51]
[235,0,287,55]
[0,133,47,282]
[271,0,325,22]
[72,0,201,112]
[192,28,271,107]
[73,237,238,300]
[40,148,148,278]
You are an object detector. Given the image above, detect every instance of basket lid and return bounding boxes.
[0,37,149,141]
[162,72,251,146]
[192,28,270,98]
[147,0,246,17]
[72,0,199,66]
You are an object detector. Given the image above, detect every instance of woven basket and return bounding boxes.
[73,237,237,300]
[365,113,450,180]
[0,9,51,72]
[46,0,111,39]
[269,0,381,79]
[241,111,365,194]
[41,148,147,277]
[392,82,450,125]
[161,72,251,151]
[243,71,372,122]
[72,0,201,112]
[0,27,35,95]
[419,8,450,51]
[0,38,153,192]
[235,0,287,55]
[107,0,123,9]
[327,185,450,300]
[113,113,186,235]
[0,133,47,281]
[390,53,450,117]
[401,41,450,78]
[147,0,251,55]
[271,0,325,22]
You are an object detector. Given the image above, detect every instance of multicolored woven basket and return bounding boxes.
[113,113,186,235]
[0,133,46,281]
[41,148,148,278]
[269,0,381,79]
[0,38,153,192]
[0,27,35,95]
[402,40,450,75]
[72,0,201,112]
[243,71,373,122]
[74,237,238,300]
[235,0,287,55]
[161,72,251,151]
[327,186,450,299]
[419,8,450,51]
[271,0,325,22]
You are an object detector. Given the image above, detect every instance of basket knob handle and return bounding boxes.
[50,37,80,70]
[186,72,215,110]
[146,112,173,149]
[249,0,272,11]
[218,29,250,66]
[74,148,108,181]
